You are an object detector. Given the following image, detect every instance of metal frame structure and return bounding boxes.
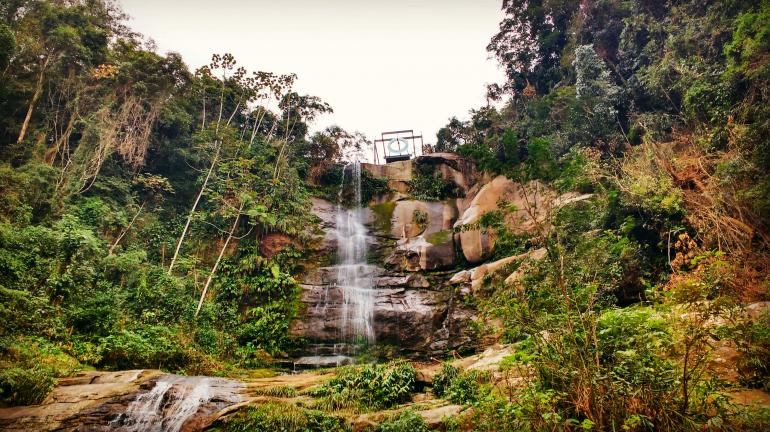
[372,130,424,164]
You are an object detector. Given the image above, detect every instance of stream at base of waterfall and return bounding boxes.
[110,375,242,432]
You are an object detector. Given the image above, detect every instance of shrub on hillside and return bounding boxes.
[378,409,428,432]
[310,363,416,411]
[214,401,350,432]
[0,366,54,406]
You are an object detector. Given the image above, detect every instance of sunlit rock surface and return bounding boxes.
[0,370,243,432]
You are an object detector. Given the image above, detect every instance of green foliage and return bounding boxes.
[724,3,770,80]
[0,22,15,70]
[312,363,416,412]
[95,326,192,370]
[733,311,770,391]
[431,363,489,405]
[0,336,84,407]
[251,385,299,398]
[377,409,428,432]
[408,162,459,201]
[617,148,685,219]
[0,367,54,406]
[431,363,459,398]
[214,401,350,432]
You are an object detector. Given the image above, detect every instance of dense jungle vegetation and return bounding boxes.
[0,0,368,400]
[1,0,770,431]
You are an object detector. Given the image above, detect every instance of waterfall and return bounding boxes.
[294,161,376,368]
[335,160,376,344]
[111,375,242,432]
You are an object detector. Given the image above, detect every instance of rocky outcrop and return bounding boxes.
[413,152,478,195]
[308,197,340,254]
[0,371,244,432]
[385,199,458,271]
[453,177,552,263]
[291,266,477,356]
[362,160,413,194]
[453,176,593,264]
[363,152,478,199]
[449,248,548,292]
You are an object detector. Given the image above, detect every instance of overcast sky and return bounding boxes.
[118,0,504,155]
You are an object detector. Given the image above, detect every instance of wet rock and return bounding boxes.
[309,197,338,253]
[292,271,477,356]
[0,371,245,432]
[389,235,457,272]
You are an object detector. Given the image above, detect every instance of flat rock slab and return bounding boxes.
[0,370,159,431]
[418,404,463,428]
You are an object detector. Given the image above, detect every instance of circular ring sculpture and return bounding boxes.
[387,138,409,155]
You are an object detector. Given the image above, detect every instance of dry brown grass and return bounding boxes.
[621,129,768,253]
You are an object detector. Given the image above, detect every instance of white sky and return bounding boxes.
[118,0,505,154]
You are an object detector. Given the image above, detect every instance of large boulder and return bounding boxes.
[362,160,413,194]
[454,177,552,263]
[385,199,458,271]
[414,152,478,195]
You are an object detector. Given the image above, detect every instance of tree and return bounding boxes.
[13,1,114,145]
[487,0,579,98]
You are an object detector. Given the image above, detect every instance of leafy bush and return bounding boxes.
[96,326,192,370]
[431,363,460,398]
[734,311,770,391]
[408,161,459,201]
[378,409,428,432]
[215,401,350,432]
[432,363,489,405]
[311,363,416,411]
[0,367,55,406]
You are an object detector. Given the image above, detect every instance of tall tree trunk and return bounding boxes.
[170,75,229,274]
[167,144,220,273]
[195,202,244,316]
[17,55,50,144]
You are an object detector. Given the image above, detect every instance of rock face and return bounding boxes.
[293,160,593,359]
[386,199,458,271]
[362,152,478,199]
[0,370,244,432]
[453,177,552,264]
[292,265,477,356]
[449,248,549,292]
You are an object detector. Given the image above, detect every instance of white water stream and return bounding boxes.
[111,375,242,432]
[335,161,377,344]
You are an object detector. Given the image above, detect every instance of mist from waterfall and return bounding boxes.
[335,161,376,344]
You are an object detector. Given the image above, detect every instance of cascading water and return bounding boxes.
[111,375,242,432]
[334,161,376,344]
[294,161,377,369]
